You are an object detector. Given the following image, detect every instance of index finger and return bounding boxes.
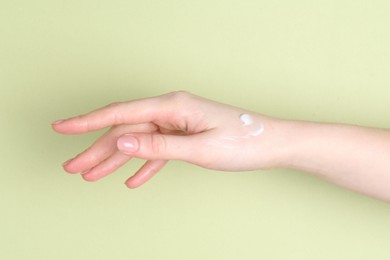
[52,96,161,134]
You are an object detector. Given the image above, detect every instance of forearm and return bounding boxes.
[275,119,390,201]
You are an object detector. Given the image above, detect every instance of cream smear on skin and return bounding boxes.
[208,113,265,149]
[239,113,264,137]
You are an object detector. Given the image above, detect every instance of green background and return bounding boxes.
[1,0,390,259]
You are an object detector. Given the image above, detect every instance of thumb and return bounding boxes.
[116,133,197,161]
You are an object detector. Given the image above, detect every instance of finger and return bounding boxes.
[52,99,157,134]
[116,133,202,162]
[51,95,166,134]
[82,151,132,182]
[125,160,168,188]
[63,123,157,174]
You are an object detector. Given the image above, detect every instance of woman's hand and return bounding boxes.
[52,91,284,188]
[52,91,390,202]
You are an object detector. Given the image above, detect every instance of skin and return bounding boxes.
[52,91,390,202]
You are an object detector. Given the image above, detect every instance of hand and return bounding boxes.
[52,91,283,188]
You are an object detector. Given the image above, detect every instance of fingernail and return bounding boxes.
[117,135,139,154]
[81,169,91,174]
[52,119,65,125]
[62,158,73,167]
[125,179,138,189]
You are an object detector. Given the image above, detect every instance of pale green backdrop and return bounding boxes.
[1,0,390,259]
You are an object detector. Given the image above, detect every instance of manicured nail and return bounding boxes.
[117,135,139,154]
[52,119,65,125]
[62,158,73,167]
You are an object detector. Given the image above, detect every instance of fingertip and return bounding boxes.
[124,160,167,189]
[50,117,92,135]
[62,159,77,174]
[51,119,70,133]
[63,166,78,174]
[62,158,73,167]
[82,173,98,182]
[51,123,61,132]
[125,178,141,189]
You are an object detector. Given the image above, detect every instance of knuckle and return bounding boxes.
[85,153,100,165]
[150,134,167,154]
[105,102,124,125]
[73,152,99,169]
[106,101,122,108]
[163,91,195,117]
[167,91,193,102]
[76,114,92,132]
[113,110,123,125]
[111,160,125,169]
[144,163,158,172]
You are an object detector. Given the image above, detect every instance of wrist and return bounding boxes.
[271,119,337,172]
[261,117,310,170]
